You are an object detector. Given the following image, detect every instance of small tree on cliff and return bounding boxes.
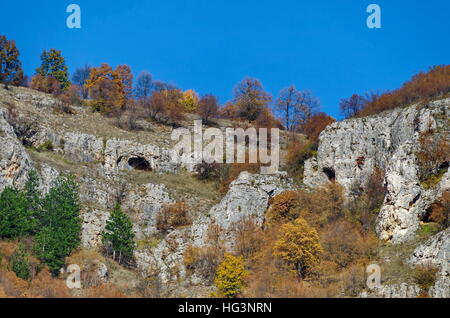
[102,204,135,265]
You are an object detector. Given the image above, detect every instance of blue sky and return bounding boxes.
[1,0,450,118]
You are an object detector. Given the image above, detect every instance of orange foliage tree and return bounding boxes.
[85,63,126,114]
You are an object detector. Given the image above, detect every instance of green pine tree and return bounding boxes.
[102,204,135,265]
[36,49,70,90]
[34,174,81,274]
[0,187,33,238]
[23,169,42,233]
[10,244,30,280]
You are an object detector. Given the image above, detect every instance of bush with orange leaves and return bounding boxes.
[359,65,450,117]
[320,220,377,270]
[30,74,61,95]
[302,112,336,146]
[156,202,191,233]
[265,191,302,225]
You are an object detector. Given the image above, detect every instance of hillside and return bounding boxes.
[0,85,449,298]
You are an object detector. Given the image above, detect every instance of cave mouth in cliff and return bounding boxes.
[323,168,336,181]
[128,157,152,171]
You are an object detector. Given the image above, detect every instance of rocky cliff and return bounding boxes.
[0,86,448,297]
[304,98,450,243]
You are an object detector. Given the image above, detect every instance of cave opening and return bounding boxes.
[323,168,336,181]
[128,157,152,171]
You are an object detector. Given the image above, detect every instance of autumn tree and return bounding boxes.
[302,112,336,145]
[116,64,133,99]
[234,77,271,121]
[85,63,126,114]
[276,87,321,131]
[0,35,24,88]
[146,89,185,124]
[102,204,135,265]
[35,49,70,90]
[339,94,366,118]
[273,218,323,278]
[197,94,219,122]
[214,254,248,298]
[135,71,153,101]
[71,65,91,98]
[181,89,200,112]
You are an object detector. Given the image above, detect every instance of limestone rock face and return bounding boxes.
[62,132,104,163]
[359,283,421,298]
[81,209,110,248]
[122,183,174,238]
[192,171,291,248]
[0,108,32,191]
[304,99,450,243]
[104,139,177,175]
[409,229,450,298]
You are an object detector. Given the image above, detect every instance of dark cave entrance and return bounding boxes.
[128,157,152,171]
[323,168,336,181]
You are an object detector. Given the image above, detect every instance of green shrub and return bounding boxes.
[10,246,30,280]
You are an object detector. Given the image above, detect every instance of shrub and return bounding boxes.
[285,137,316,183]
[193,161,221,180]
[232,217,264,260]
[265,191,302,225]
[37,140,54,152]
[30,74,61,95]
[214,253,248,298]
[156,202,191,233]
[184,245,223,284]
[10,246,30,281]
[416,132,450,188]
[320,221,374,270]
[428,191,450,229]
[57,84,82,107]
[412,265,439,294]
[273,218,323,278]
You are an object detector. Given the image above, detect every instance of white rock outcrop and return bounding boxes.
[304,99,450,243]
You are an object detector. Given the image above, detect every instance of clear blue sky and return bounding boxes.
[1,0,450,118]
